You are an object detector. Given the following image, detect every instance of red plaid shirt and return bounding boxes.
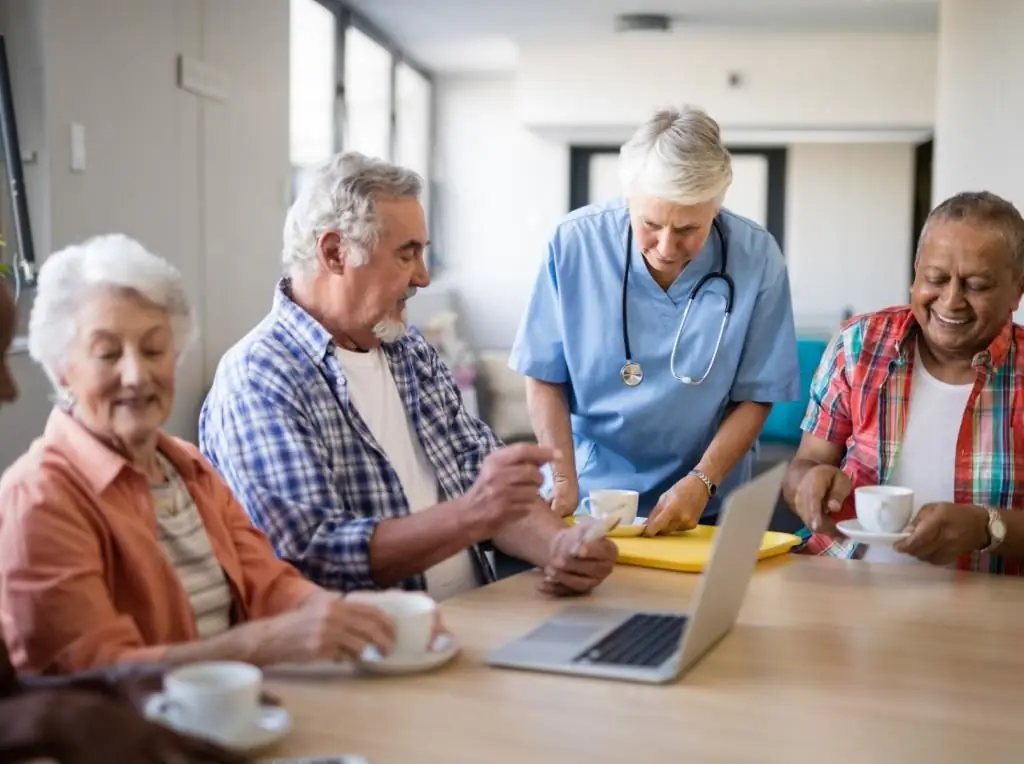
[799,306,1024,575]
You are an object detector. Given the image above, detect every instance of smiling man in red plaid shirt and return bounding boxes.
[782,191,1024,575]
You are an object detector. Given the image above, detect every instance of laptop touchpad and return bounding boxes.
[526,621,602,644]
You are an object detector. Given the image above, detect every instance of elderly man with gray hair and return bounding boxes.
[199,151,617,601]
[511,105,800,534]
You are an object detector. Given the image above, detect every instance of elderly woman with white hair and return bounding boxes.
[511,105,801,533]
[0,234,397,676]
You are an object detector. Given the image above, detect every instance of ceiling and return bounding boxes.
[344,0,940,73]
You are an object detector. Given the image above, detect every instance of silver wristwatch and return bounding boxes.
[980,507,1007,554]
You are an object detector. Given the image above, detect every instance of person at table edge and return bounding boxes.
[0,267,241,762]
[784,190,1024,573]
[199,151,617,599]
[510,105,801,533]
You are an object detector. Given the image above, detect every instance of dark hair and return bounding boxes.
[916,191,1024,274]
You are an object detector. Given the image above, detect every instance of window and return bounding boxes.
[289,0,336,197]
[343,25,393,161]
[287,5,435,234]
[395,62,433,220]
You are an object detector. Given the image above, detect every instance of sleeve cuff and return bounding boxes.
[507,353,569,384]
[319,516,381,592]
[729,380,802,403]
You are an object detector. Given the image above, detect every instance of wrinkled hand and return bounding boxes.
[538,524,617,596]
[549,472,580,518]
[794,465,852,538]
[892,502,989,565]
[462,444,559,538]
[13,689,245,764]
[644,475,709,536]
[256,591,395,664]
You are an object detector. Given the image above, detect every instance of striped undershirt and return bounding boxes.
[151,453,233,638]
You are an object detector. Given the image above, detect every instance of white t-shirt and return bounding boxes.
[336,347,479,599]
[862,347,973,564]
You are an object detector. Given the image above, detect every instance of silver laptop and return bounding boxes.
[487,461,788,684]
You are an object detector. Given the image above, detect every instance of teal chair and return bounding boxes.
[760,337,829,446]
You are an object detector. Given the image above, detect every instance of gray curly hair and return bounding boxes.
[282,151,423,277]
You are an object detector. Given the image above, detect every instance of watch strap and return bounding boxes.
[689,468,717,497]
[980,507,1006,554]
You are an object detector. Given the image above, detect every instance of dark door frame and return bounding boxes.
[568,145,788,248]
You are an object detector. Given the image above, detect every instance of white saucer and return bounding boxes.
[574,516,646,538]
[606,518,647,538]
[357,638,460,676]
[143,696,291,753]
[836,518,910,545]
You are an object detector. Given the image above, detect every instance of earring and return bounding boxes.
[54,387,75,411]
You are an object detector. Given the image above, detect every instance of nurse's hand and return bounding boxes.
[549,473,580,517]
[538,524,617,596]
[793,465,851,538]
[644,476,709,536]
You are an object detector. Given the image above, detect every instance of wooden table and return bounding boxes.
[265,557,1024,763]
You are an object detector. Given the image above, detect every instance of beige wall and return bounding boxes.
[0,0,289,470]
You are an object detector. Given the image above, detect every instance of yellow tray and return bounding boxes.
[568,519,800,574]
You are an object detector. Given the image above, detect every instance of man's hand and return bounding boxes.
[644,474,709,536]
[461,444,559,538]
[893,503,990,565]
[794,465,852,538]
[549,472,580,517]
[537,523,617,596]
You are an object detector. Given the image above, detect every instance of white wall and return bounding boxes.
[518,32,937,138]
[0,0,289,470]
[786,143,915,328]
[433,75,568,350]
[933,0,1024,205]
[436,74,920,349]
[932,0,1024,322]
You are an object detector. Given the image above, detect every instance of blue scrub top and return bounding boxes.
[509,199,801,519]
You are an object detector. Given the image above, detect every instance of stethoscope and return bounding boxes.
[620,217,735,387]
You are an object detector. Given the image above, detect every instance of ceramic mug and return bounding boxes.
[580,489,640,526]
[854,485,915,533]
[346,590,437,657]
[156,660,262,738]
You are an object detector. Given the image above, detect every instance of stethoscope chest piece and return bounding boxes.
[620,361,644,387]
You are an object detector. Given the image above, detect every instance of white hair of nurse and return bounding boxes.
[618,105,733,207]
[281,151,423,278]
[27,233,197,389]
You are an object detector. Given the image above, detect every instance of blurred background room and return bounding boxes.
[0,0,1021,517]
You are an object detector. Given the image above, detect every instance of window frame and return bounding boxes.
[311,1,434,163]
[305,1,436,260]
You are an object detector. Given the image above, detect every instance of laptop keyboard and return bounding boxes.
[573,613,688,667]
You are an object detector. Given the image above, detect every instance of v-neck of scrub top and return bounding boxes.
[628,223,721,324]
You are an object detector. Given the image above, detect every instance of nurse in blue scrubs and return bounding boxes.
[510,105,800,535]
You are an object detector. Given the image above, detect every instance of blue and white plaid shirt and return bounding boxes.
[198,280,500,593]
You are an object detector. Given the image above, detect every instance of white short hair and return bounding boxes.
[618,105,733,206]
[282,151,423,277]
[28,233,198,387]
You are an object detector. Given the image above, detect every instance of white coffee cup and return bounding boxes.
[158,661,262,738]
[854,485,915,533]
[580,489,640,526]
[347,590,437,658]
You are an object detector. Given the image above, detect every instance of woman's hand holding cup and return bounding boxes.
[255,590,395,665]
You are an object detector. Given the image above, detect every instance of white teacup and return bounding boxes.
[580,489,639,526]
[347,590,437,658]
[855,485,915,533]
[158,661,262,738]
